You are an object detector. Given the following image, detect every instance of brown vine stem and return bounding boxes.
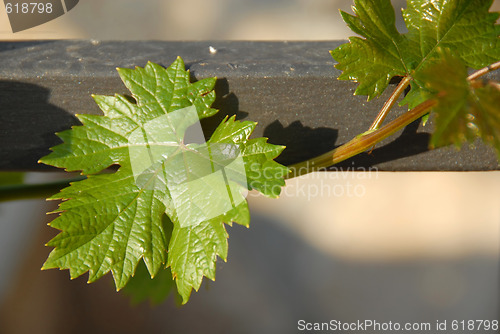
[286,60,500,179]
[367,60,500,132]
[286,99,436,179]
[467,61,500,81]
[368,75,412,131]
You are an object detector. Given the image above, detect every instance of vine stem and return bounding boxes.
[0,176,85,202]
[286,100,436,179]
[286,60,500,179]
[467,61,500,81]
[368,75,412,131]
[367,61,500,132]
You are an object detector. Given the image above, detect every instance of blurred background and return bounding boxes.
[0,1,499,333]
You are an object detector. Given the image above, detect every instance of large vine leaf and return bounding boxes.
[40,58,288,304]
[415,48,500,158]
[331,0,500,107]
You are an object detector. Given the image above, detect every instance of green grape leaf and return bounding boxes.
[330,0,408,100]
[168,218,231,303]
[332,0,500,107]
[416,48,500,157]
[40,58,288,304]
[122,214,177,305]
[403,0,500,69]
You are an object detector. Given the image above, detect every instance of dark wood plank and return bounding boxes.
[0,40,498,171]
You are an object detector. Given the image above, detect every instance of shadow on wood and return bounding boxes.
[0,80,79,171]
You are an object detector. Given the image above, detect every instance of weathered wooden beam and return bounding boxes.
[0,40,498,171]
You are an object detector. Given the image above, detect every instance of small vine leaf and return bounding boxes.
[332,0,500,109]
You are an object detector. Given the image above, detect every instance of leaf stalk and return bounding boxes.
[467,61,500,82]
[368,75,412,131]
